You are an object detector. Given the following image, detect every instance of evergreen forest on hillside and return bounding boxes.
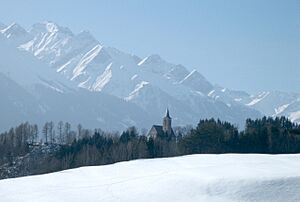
[0,116,300,179]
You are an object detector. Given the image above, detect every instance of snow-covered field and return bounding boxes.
[1,154,300,202]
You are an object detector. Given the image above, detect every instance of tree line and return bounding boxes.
[0,116,300,177]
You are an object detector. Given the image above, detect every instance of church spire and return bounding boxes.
[163,108,172,134]
[165,108,170,118]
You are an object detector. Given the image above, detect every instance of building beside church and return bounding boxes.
[148,109,175,139]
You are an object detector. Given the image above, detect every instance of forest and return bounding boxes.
[0,116,300,179]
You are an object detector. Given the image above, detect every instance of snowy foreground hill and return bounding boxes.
[1,154,300,202]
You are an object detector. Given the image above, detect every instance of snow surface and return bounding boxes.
[13,21,262,127]
[0,20,299,132]
[1,23,32,45]
[246,92,270,106]
[289,111,300,122]
[1,154,300,202]
[244,91,300,122]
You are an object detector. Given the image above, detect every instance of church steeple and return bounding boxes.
[165,108,170,118]
[148,109,175,139]
[163,108,172,134]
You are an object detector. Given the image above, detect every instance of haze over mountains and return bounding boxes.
[0,21,299,131]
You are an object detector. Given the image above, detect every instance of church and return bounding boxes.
[148,109,175,139]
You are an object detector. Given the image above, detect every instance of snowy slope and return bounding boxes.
[0,22,6,30]
[1,20,299,130]
[244,91,300,123]
[1,23,32,46]
[0,30,154,131]
[0,73,43,130]
[0,30,73,92]
[31,85,154,130]
[208,88,300,123]
[13,21,261,127]
[0,154,300,202]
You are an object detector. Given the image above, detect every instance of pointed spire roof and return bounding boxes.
[165,108,171,118]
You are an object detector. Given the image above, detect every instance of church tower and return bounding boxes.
[148,108,175,139]
[163,108,172,134]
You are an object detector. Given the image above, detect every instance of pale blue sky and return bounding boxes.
[0,0,299,93]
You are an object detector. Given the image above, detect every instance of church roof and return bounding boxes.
[152,125,164,135]
[149,124,175,138]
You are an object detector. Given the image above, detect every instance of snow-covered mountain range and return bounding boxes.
[0,21,299,131]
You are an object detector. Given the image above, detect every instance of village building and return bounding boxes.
[148,109,175,139]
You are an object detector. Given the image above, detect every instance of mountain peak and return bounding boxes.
[147,54,162,60]
[0,20,298,132]
[1,23,27,35]
[0,22,6,30]
[179,69,214,94]
[180,69,201,82]
[77,30,93,38]
[74,30,98,44]
[31,21,73,36]
[3,22,23,29]
[44,21,60,33]
[138,54,164,66]
[0,23,31,44]
[164,64,190,82]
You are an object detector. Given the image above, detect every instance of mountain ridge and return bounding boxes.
[0,21,298,131]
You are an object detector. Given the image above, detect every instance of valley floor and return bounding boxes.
[0,154,300,202]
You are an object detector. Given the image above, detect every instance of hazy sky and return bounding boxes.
[0,0,299,93]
